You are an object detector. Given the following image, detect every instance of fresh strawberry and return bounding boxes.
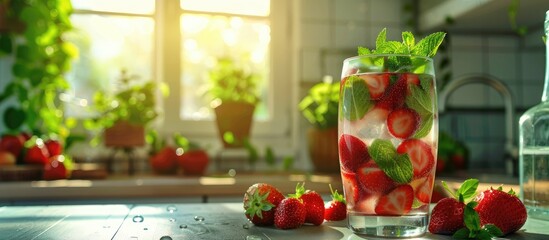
[473,187,527,235]
[411,176,433,203]
[436,157,446,174]
[338,134,369,172]
[289,183,325,226]
[359,73,390,99]
[377,75,407,110]
[396,139,434,177]
[149,147,178,174]
[324,185,347,221]
[243,183,285,226]
[429,197,466,235]
[374,185,414,215]
[24,139,50,165]
[387,108,419,139]
[340,171,359,206]
[356,161,395,194]
[177,149,209,175]
[0,134,25,158]
[43,155,68,180]
[45,140,63,156]
[274,197,307,229]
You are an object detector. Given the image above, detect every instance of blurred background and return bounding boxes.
[1,0,549,184]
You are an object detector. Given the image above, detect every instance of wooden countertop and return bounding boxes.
[0,203,547,240]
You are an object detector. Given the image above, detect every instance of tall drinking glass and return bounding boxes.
[338,54,438,237]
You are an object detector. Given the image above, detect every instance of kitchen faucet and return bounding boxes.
[438,74,517,175]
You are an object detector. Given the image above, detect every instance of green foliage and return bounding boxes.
[83,70,168,142]
[358,28,446,73]
[0,0,77,139]
[207,56,260,105]
[299,77,340,129]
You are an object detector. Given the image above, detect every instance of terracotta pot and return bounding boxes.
[104,121,145,147]
[308,127,340,173]
[214,101,255,148]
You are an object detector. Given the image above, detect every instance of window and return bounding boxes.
[68,0,294,147]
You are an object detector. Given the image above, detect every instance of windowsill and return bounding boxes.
[0,172,342,204]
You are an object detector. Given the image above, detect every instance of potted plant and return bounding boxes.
[84,69,168,147]
[299,76,340,173]
[207,56,260,148]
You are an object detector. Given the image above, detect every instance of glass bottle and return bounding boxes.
[518,10,549,221]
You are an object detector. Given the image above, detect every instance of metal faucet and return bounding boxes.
[438,74,517,174]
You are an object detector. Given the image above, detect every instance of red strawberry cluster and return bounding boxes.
[429,179,527,238]
[0,133,70,180]
[243,183,347,230]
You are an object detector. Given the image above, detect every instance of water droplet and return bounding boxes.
[166,205,178,213]
[169,218,176,222]
[179,224,187,229]
[246,235,263,240]
[143,227,148,230]
[242,223,250,229]
[132,215,144,223]
[194,215,205,222]
[159,236,172,240]
[228,169,236,177]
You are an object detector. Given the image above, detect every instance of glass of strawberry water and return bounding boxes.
[338,54,438,237]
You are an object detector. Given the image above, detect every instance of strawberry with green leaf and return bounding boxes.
[324,184,347,221]
[243,183,285,226]
[473,187,527,236]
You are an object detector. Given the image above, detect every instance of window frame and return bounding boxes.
[158,0,296,149]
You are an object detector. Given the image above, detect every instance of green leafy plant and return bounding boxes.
[207,56,260,105]
[84,70,168,144]
[299,76,339,129]
[0,0,78,140]
[356,28,446,72]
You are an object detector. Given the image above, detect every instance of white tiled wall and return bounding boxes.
[296,0,547,172]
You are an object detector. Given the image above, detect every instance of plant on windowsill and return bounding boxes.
[207,56,261,148]
[299,76,340,173]
[83,69,169,148]
[0,0,78,141]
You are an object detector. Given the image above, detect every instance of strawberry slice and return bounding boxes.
[375,185,414,215]
[377,75,407,110]
[410,176,433,204]
[356,161,396,194]
[341,171,360,206]
[354,194,380,215]
[397,139,435,178]
[405,73,420,86]
[387,108,419,139]
[359,73,390,100]
[338,134,369,172]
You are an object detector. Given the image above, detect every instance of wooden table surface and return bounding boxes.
[0,202,548,240]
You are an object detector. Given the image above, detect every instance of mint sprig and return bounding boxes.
[358,28,446,72]
[369,139,413,184]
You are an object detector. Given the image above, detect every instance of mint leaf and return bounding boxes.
[402,31,415,50]
[456,178,479,202]
[482,224,503,237]
[341,75,371,121]
[376,28,387,50]
[464,203,481,232]
[452,228,470,239]
[411,32,446,57]
[358,46,372,56]
[412,115,433,139]
[405,85,433,115]
[369,139,413,184]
